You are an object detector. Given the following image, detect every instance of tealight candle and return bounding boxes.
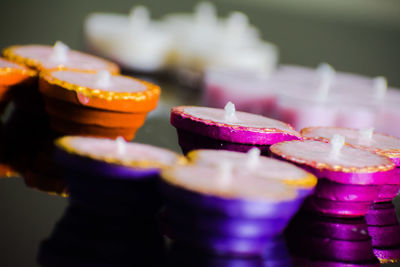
[170,103,301,155]
[160,162,306,256]
[286,213,379,266]
[203,68,277,117]
[301,126,400,202]
[270,139,395,217]
[3,42,119,73]
[39,137,183,266]
[186,149,317,197]
[39,70,160,140]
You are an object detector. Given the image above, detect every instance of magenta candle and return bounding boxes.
[160,155,312,256]
[270,138,395,217]
[301,126,400,202]
[170,104,301,155]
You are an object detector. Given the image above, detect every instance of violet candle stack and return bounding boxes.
[160,149,317,256]
[39,136,183,266]
[270,138,395,217]
[170,103,301,155]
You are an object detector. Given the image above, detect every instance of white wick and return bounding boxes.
[359,127,374,145]
[129,5,150,31]
[330,134,345,158]
[95,70,112,88]
[50,41,69,62]
[373,76,387,102]
[316,63,335,102]
[195,2,217,25]
[116,136,126,156]
[217,161,233,187]
[246,147,261,170]
[226,11,249,39]
[224,101,238,122]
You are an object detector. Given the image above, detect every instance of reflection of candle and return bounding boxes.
[270,139,395,217]
[39,70,160,140]
[171,104,301,155]
[0,58,36,110]
[301,126,400,202]
[160,161,305,256]
[187,148,317,197]
[3,42,119,73]
[286,212,379,266]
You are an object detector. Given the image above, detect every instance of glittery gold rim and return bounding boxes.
[187,150,317,188]
[161,167,298,202]
[41,70,161,101]
[379,258,400,264]
[55,136,186,170]
[3,45,119,73]
[0,66,37,77]
[173,106,301,137]
[301,127,400,160]
[270,140,395,173]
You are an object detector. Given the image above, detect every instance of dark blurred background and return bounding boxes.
[0,0,400,266]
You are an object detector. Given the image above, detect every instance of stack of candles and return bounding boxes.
[1,41,160,140]
[300,126,400,262]
[160,148,317,256]
[170,102,301,155]
[39,136,183,266]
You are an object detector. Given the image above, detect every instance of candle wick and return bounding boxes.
[330,134,345,158]
[95,70,112,88]
[246,147,261,170]
[224,101,238,122]
[116,136,126,156]
[225,11,249,39]
[217,161,233,187]
[50,41,70,62]
[316,63,335,102]
[194,2,217,26]
[373,76,387,102]
[129,6,150,31]
[358,127,374,145]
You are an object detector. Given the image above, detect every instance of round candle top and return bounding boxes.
[56,136,185,169]
[3,43,119,73]
[175,105,299,136]
[301,127,400,160]
[187,149,317,187]
[270,139,394,173]
[41,70,160,101]
[0,58,36,76]
[162,164,298,202]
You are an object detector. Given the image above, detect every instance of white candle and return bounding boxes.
[225,11,249,40]
[129,5,150,32]
[373,76,387,102]
[50,41,70,62]
[194,2,217,26]
[224,101,238,122]
[330,134,345,158]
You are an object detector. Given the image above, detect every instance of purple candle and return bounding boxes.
[170,103,301,155]
[270,138,395,217]
[160,153,312,256]
[301,126,400,202]
[187,148,317,198]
